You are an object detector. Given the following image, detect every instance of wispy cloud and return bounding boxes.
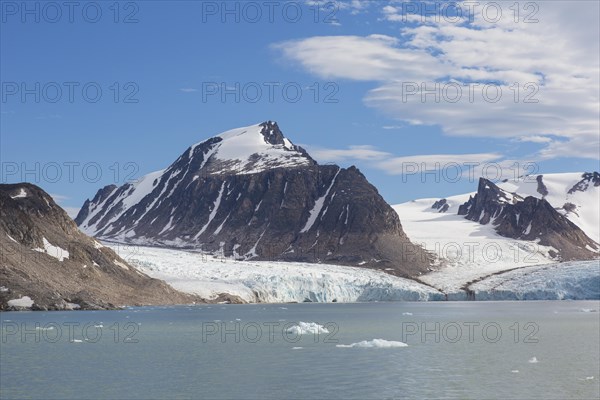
[49,193,69,202]
[179,88,198,93]
[307,145,392,162]
[306,143,504,176]
[274,1,600,161]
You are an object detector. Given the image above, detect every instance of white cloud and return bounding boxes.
[307,145,392,162]
[306,143,505,177]
[516,136,554,144]
[274,1,600,160]
[49,193,69,202]
[374,153,504,175]
[179,88,198,93]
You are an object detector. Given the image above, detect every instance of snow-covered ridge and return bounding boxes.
[189,122,313,175]
[77,122,313,237]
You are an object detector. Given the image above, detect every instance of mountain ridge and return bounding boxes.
[76,121,431,276]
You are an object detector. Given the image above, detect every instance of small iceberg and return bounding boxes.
[336,339,408,348]
[286,322,329,335]
[528,357,538,363]
[579,376,595,381]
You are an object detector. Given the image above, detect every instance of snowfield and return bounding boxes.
[106,244,599,302]
[392,172,599,294]
[393,198,559,293]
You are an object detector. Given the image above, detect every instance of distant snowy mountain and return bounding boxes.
[393,172,599,293]
[497,172,600,243]
[77,121,430,276]
[459,178,598,260]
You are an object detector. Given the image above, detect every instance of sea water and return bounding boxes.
[1,301,598,399]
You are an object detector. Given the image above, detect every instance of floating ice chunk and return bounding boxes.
[286,322,329,335]
[580,308,597,313]
[292,347,303,350]
[528,357,538,363]
[94,324,103,328]
[36,326,55,331]
[511,370,519,373]
[402,312,413,316]
[71,339,83,343]
[336,339,408,348]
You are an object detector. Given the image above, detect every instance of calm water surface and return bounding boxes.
[1,301,599,399]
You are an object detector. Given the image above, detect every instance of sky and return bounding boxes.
[1,0,599,216]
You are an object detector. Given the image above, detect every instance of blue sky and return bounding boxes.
[1,0,599,215]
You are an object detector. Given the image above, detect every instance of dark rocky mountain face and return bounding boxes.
[458,178,599,260]
[0,183,202,310]
[431,199,449,213]
[76,121,431,276]
[568,172,600,194]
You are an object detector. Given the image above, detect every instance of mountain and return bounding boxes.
[458,178,598,260]
[393,172,599,294]
[497,172,600,243]
[76,121,430,276]
[0,183,204,310]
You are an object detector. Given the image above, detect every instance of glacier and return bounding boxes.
[106,243,599,303]
[469,260,600,300]
[107,244,445,303]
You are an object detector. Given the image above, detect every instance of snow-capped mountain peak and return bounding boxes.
[186,121,315,175]
[76,121,430,275]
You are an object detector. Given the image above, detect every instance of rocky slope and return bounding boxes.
[498,171,600,244]
[458,178,598,260]
[76,121,430,276]
[0,183,207,311]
